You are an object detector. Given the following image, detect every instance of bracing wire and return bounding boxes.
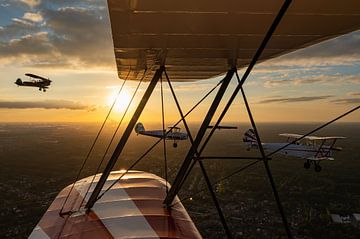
[97,136,162,201]
[94,78,223,202]
[174,160,260,206]
[173,105,359,206]
[79,70,147,209]
[160,76,169,194]
[59,69,131,215]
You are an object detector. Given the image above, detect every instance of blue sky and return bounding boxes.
[0,0,359,122]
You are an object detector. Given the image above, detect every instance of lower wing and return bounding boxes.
[306,156,335,161]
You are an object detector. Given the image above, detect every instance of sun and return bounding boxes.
[107,89,132,113]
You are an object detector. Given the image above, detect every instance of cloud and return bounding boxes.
[262,30,360,67]
[330,98,360,104]
[11,17,35,26]
[19,0,41,8]
[23,12,43,23]
[262,74,360,88]
[0,99,95,111]
[258,95,333,104]
[42,6,113,67]
[347,92,360,97]
[263,79,289,88]
[0,32,55,57]
[0,4,114,69]
[0,18,39,40]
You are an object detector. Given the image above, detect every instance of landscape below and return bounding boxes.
[0,122,359,238]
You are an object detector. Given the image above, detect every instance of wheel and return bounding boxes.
[39,88,41,91]
[304,161,311,169]
[173,142,178,148]
[314,164,322,172]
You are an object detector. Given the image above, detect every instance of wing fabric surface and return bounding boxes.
[25,73,50,82]
[280,134,346,141]
[29,171,202,239]
[108,0,360,81]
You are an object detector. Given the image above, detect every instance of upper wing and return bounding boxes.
[279,133,304,139]
[307,156,335,161]
[306,136,346,141]
[25,73,50,82]
[108,0,360,81]
[279,134,346,141]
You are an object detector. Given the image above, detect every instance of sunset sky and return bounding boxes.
[0,0,359,124]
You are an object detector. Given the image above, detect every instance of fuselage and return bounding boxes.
[261,142,329,159]
[139,130,188,140]
[15,79,51,89]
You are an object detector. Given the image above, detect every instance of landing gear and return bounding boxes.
[39,88,41,91]
[43,89,46,92]
[304,161,310,169]
[173,142,178,148]
[303,160,321,172]
[314,164,322,172]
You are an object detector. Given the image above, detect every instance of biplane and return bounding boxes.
[244,129,346,172]
[15,73,51,92]
[28,0,360,238]
[135,122,188,148]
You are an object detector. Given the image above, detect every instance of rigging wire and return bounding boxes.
[172,105,360,206]
[59,69,130,215]
[174,160,260,206]
[79,70,147,209]
[160,76,169,194]
[94,78,223,202]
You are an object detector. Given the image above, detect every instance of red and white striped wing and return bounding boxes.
[29,170,202,239]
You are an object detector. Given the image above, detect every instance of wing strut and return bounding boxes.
[80,71,146,209]
[59,70,130,216]
[239,82,292,238]
[85,67,164,210]
[163,0,293,238]
[163,68,235,207]
[160,76,169,194]
[164,70,233,238]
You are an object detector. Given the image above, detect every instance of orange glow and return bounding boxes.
[107,88,132,113]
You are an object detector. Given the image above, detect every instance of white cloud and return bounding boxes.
[11,17,34,26]
[263,79,289,88]
[19,0,41,8]
[23,12,43,23]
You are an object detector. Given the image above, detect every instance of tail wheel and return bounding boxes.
[304,161,311,169]
[173,142,178,148]
[314,164,322,172]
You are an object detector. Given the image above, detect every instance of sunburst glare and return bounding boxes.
[107,88,132,113]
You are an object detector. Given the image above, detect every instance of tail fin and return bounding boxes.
[134,122,145,134]
[15,78,22,85]
[243,129,258,148]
